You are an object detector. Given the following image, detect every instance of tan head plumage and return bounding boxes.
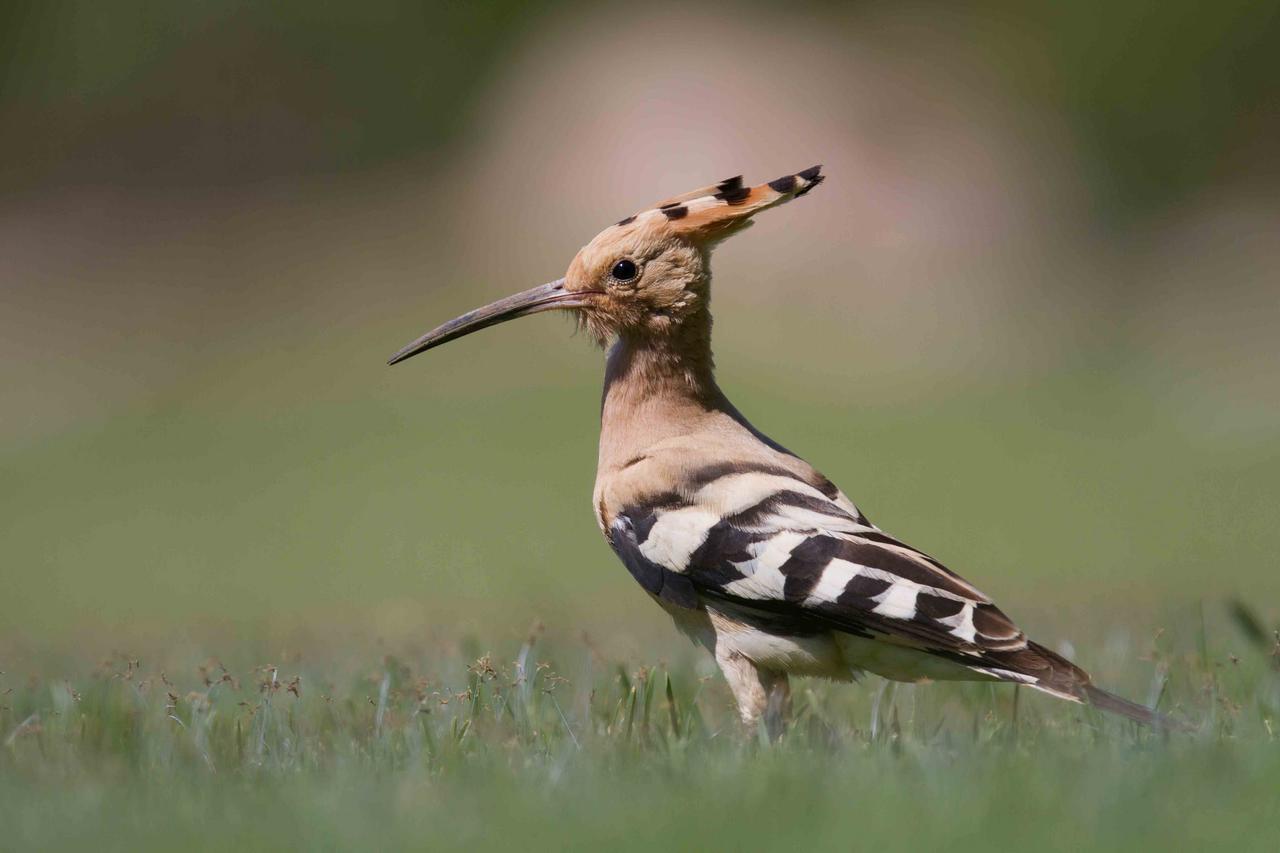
[387,167,825,364]
[559,166,826,345]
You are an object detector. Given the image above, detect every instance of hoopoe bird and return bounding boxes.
[389,167,1173,733]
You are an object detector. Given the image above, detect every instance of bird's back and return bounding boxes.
[593,368,1099,697]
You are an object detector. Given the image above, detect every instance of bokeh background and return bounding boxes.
[3,0,1278,658]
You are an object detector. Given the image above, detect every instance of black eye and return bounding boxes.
[610,259,638,282]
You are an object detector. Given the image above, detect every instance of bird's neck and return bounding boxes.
[599,309,728,469]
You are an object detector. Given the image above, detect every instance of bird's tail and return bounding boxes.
[1079,683,1186,730]
[997,641,1190,731]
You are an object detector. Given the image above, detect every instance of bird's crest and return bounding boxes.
[615,166,824,241]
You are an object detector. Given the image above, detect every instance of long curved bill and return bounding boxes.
[387,278,590,366]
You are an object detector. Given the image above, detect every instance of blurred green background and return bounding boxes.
[2,0,1278,651]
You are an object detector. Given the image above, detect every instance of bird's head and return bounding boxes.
[387,166,823,365]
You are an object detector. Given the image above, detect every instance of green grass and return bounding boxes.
[2,619,1279,852]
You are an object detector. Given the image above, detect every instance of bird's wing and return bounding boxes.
[607,459,1176,726]
[607,461,1036,670]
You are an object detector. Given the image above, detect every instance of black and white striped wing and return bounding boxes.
[608,464,1030,667]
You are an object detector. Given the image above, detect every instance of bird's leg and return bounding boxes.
[870,679,896,740]
[715,647,791,738]
[761,670,792,741]
[716,648,767,725]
